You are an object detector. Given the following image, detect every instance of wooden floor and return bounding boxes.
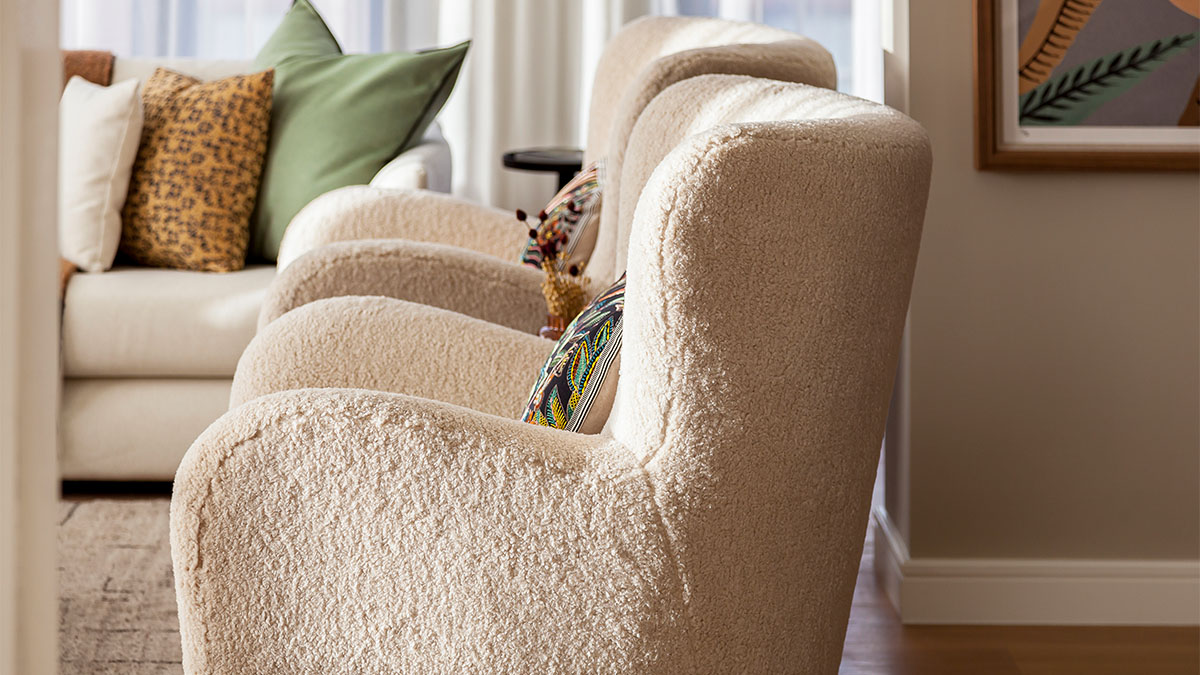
[839,528,1200,675]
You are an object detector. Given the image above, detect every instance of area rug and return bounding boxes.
[58,498,182,674]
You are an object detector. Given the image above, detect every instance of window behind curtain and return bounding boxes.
[61,0,881,101]
[60,0,386,59]
[660,0,880,101]
[58,0,884,206]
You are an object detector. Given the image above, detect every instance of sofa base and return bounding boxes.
[61,378,231,480]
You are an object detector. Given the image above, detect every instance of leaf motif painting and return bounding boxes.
[1020,31,1200,125]
[1014,0,1200,127]
[974,0,1200,169]
[1017,0,1104,95]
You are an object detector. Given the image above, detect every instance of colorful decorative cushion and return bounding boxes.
[249,0,469,261]
[119,68,273,272]
[522,273,625,434]
[519,161,604,270]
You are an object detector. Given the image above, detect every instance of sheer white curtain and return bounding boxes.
[60,0,388,57]
[427,0,880,209]
[59,0,635,209]
[427,0,654,209]
[61,0,879,209]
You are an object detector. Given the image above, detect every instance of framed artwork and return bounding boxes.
[974,0,1200,170]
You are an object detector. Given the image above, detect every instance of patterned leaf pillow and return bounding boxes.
[519,161,604,270]
[521,273,624,434]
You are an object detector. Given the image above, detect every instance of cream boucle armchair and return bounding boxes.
[171,76,931,672]
[258,16,837,334]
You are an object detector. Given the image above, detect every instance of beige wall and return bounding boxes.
[900,0,1199,560]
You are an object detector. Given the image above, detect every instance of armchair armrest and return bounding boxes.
[275,186,526,271]
[232,295,553,413]
[259,239,547,333]
[171,388,677,672]
[370,122,452,193]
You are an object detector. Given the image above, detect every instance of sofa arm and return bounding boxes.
[275,186,525,271]
[171,388,674,672]
[259,239,547,333]
[232,295,553,413]
[370,122,452,193]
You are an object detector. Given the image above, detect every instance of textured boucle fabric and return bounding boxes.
[263,17,832,325]
[173,389,686,673]
[173,79,931,672]
[234,296,552,414]
[610,87,929,672]
[584,16,818,164]
[601,75,884,282]
[587,48,836,283]
[258,239,546,331]
[274,186,525,271]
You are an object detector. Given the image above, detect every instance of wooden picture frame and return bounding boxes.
[974,0,1200,171]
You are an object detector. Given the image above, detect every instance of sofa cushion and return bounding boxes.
[62,265,275,377]
[60,378,233,480]
[58,76,142,273]
[120,68,274,272]
[111,58,250,84]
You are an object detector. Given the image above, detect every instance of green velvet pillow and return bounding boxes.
[249,0,468,261]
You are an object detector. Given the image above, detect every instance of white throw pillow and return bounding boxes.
[58,76,143,273]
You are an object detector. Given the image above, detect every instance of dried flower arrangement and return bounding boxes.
[516,206,590,340]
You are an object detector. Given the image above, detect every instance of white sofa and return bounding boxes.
[59,57,451,481]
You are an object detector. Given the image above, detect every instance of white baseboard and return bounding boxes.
[871,506,1200,626]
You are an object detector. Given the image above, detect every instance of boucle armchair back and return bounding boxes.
[585,16,832,163]
[595,75,892,283]
[584,17,837,284]
[609,75,931,670]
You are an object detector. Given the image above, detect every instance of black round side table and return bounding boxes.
[501,147,584,190]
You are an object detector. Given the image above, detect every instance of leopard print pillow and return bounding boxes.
[120,68,273,272]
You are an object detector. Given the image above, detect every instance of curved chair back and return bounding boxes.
[584,17,836,282]
[609,74,931,670]
[586,16,831,161]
